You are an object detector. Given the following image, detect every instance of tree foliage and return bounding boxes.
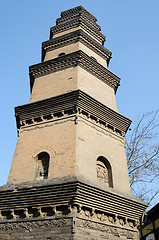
[125,110,159,207]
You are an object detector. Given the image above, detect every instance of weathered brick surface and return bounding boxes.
[76,119,131,194]
[29,67,78,103]
[0,220,73,240]
[8,113,129,193]
[29,66,117,111]
[44,42,107,68]
[77,67,117,110]
[53,26,80,39]
[0,216,139,240]
[8,119,76,184]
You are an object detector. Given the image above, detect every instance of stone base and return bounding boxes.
[0,216,138,240]
[0,177,146,240]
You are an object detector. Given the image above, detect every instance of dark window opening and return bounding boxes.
[58,52,65,57]
[36,152,50,180]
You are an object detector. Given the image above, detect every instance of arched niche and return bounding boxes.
[96,156,113,187]
[58,52,66,57]
[35,152,50,180]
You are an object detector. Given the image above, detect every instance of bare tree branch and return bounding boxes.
[125,110,159,207]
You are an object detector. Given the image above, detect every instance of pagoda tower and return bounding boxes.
[0,6,146,240]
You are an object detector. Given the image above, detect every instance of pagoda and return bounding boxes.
[0,6,146,240]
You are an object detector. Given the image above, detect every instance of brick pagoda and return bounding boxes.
[0,6,146,240]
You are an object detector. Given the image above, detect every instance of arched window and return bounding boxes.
[36,152,50,180]
[96,156,113,187]
[58,52,65,57]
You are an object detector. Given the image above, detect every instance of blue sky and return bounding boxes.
[0,0,159,205]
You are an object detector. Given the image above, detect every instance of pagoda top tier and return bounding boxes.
[50,6,106,45]
[60,6,97,23]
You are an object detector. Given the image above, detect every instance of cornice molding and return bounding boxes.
[0,208,139,236]
[0,180,146,221]
[56,13,101,32]
[29,50,119,93]
[61,6,97,23]
[50,17,105,45]
[42,29,111,64]
[15,90,131,136]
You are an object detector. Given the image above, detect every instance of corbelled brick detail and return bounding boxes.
[15,90,131,136]
[29,50,120,93]
[50,6,105,44]
[42,29,111,64]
